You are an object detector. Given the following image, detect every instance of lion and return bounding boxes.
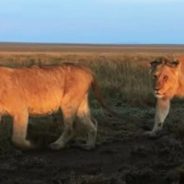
[0,63,113,150]
[146,56,184,137]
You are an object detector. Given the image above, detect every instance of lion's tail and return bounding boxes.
[91,77,118,117]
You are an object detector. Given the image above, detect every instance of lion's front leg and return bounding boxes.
[12,111,35,150]
[146,98,170,137]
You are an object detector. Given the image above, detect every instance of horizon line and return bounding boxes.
[0,41,184,46]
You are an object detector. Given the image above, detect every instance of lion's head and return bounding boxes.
[150,57,180,99]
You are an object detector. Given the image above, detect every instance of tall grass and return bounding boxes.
[89,59,153,106]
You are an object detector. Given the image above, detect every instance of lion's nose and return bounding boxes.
[154,87,160,91]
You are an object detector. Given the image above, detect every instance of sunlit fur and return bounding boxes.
[150,56,184,99]
[148,56,184,136]
[0,63,108,150]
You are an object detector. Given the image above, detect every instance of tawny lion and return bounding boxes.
[146,56,184,136]
[0,63,112,150]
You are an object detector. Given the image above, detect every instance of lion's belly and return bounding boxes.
[26,91,62,116]
[28,102,60,116]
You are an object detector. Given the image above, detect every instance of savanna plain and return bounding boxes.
[1,43,184,184]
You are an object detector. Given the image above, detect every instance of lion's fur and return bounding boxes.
[0,63,106,150]
[0,64,92,115]
[174,56,184,97]
[150,56,184,99]
[148,56,184,136]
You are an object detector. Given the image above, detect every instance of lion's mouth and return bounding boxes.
[154,91,164,98]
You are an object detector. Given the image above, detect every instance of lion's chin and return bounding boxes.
[155,94,164,98]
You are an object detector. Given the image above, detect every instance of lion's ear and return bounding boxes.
[150,60,161,67]
[167,60,180,68]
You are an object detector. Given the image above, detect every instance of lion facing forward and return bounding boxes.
[147,56,184,136]
[0,63,109,150]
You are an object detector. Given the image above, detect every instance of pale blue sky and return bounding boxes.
[0,0,184,44]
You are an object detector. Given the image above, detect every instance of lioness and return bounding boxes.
[0,63,111,150]
[147,56,184,136]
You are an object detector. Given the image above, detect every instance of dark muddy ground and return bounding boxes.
[1,105,184,184]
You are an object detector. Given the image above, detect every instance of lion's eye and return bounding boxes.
[163,75,168,81]
[153,74,157,79]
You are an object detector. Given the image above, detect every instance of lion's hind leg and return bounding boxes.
[76,95,97,150]
[49,104,77,150]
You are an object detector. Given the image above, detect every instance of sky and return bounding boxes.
[0,0,184,44]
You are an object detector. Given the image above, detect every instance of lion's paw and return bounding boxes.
[144,130,159,138]
[49,142,65,150]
